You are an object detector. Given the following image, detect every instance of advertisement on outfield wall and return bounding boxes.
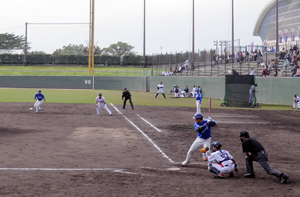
[284,29,288,42]
[279,30,283,43]
[291,28,295,41]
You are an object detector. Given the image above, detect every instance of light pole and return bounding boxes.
[232,0,234,64]
[143,0,146,68]
[192,0,195,65]
[275,0,279,55]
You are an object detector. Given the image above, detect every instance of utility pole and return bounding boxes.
[88,0,95,76]
[192,0,195,64]
[24,22,28,66]
[232,0,234,64]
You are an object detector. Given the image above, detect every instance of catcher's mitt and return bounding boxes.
[200,147,209,153]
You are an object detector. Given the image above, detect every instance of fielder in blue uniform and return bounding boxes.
[182,114,218,167]
[34,89,45,113]
[195,89,202,115]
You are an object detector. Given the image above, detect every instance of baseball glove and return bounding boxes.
[157,87,159,90]
[200,147,209,153]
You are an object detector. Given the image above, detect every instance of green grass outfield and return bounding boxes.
[0,88,292,110]
[0,66,152,76]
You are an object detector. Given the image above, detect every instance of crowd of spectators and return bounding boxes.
[161,59,195,76]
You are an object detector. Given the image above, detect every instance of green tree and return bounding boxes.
[53,44,86,55]
[103,41,134,57]
[0,33,27,49]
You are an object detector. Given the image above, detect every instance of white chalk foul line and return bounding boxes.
[110,103,174,164]
[137,114,162,132]
[110,103,122,114]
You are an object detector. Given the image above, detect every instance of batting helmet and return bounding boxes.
[239,131,250,138]
[196,89,200,91]
[99,93,102,96]
[193,114,203,120]
[212,141,222,150]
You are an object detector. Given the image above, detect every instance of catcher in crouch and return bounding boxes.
[203,141,238,179]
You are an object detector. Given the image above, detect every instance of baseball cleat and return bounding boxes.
[181,161,189,167]
[110,114,113,116]
[229,172,234,177]
[279,173,289,184]
[214,173,224,179]
[244,173,255,178]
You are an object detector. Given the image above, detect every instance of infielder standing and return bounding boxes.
[195,89,202,115]
[249,84,258,106]
[155,82,166,99]
[239,131,289,184]
[203,141,238,178]
[95,93,113,116]
[182,114,218,167]
[34,89,45,113]
[122,87,134,110]
[293,94,300,109]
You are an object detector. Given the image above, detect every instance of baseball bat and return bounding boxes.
[208,98,212,118]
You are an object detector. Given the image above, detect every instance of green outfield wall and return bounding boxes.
[0,76,299,105]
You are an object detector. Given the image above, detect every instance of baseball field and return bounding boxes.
[0,88,299,196]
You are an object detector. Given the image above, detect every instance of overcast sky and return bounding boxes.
[0,0,272,55]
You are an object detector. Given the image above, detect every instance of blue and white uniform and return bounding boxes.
[182,119,216,166]
[95,95,112,115]
[207,149,235,174]
[293,95,300,109]
[195,90,202,115]
[34,90,45,113]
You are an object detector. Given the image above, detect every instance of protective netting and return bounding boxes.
[225,75,254,107]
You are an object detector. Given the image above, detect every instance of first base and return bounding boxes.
[116,112,122,115]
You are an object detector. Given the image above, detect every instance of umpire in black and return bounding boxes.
[239,131,289,184]
[122,87,134,110]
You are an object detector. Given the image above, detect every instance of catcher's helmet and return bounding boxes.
[239,131,250,138]
[194,114,203,120]
[99,93,102,96]
[212,141,222,150]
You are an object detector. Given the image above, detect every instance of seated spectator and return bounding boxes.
[268,47,275,53]
[250,68,255,75]
[293,66,300,77]
[268,62,273,72]
[161,69,168,76]
[282,58,290,69]
[184,60,189,69]
[169,68,173,76]
[291,65,297,77]
[262,66,270,77]
[190,63,195,71]
[178,65,182,73]
[232,69,239,75]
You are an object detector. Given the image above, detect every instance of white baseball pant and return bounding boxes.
[293,102,300,109]
[182,137,211,166]
[210,160,235,174]
[96,104,112,115]
[196,100,201,114]
[174,93,179,98]
[34,100,43,113]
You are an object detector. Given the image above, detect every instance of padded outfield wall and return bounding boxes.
[0,76,299,105]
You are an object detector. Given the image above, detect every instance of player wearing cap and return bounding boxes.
[195,89,202,115]
[203,141,238,178]
[95,93,113,116]
[249,84,258,106]
[293,94,300,109]
[155,82,166,99]
[34,89,45,113]
[239,131,289,184]
[122,87,134,110]
[181,114,218,167]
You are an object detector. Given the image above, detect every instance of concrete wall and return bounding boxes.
[1,76,299,105]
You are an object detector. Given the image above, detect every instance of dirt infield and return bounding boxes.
[0,102,299,196]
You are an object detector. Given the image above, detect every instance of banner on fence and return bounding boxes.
[279,30,283,43]
[291,28,295,42]
[284,29,288,42]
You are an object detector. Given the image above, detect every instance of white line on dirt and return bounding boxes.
[137,114,162,132]
[110,103,174,164]
[0,168,115,171]
[110,103,122,114]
